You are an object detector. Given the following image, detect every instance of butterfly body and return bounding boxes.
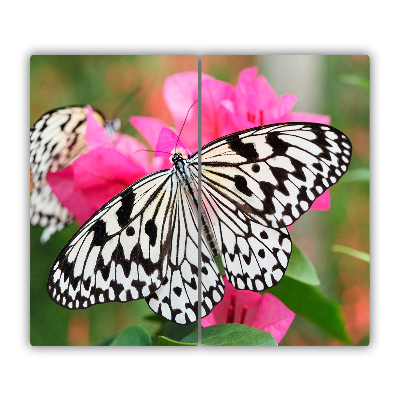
[47,122,352,324]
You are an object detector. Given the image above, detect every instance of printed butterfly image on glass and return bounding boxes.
[30,55,369,346]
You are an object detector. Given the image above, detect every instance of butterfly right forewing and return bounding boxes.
[48,169,176,310]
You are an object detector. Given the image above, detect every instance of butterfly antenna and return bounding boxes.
[175,100,198,151]
[131,148,172,157]
[112,85,142,119]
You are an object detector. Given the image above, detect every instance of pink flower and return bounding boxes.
[49,67,333,227]
[130,72,199,167]
[221,67,331,131]
[203,66,331,212]
[202,277,295,344]
[47,106,149,225]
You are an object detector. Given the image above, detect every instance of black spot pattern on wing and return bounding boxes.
[48,121,352,324]
[197,122,352,292]
[30,106,108,241]
[47,170,174,311]
[144,219,157,247]
[116,191,135,227]
[234,175,253,197]
[200,122,352,229]
[146,179,224,325]
[229,139,258,162]
[91,220,107,246]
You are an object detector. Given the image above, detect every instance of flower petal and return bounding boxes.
[221,101,255,133]
[252,293,295,344]
[284,111,331,125]
[275,94,297,120]
[311,190,331,210]
[202,78,234,143]
[112,133,151,173]
[155,127,188,157]
[129,116,168,150]
[233,67,279,123]
[85,105,112,149]
[163,72,199,152]
[48,147,146,224]
[202,277,262,326]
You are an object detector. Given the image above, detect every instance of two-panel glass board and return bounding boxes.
[30,55,369,346]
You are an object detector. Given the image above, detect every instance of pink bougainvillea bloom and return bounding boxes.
[48,106,148,225]
[221,67,296,134]
[220,67,331,133]
[163,72,199,152]
[201,76,234,144]
[204,67,331,212]
[155,127,189,159]
[130,72,199,164]
[131,68,331,213]
[202,277,295,344]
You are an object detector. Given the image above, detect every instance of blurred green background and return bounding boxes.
[30,55,369,346]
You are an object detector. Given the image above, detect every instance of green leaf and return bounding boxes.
[162,321,197,342]
[109,326,151,346]
[182,324,277,346]
[340,74,370,91]
[285,243,320,285]
[98,336,116,346]
[158,336,197,346]
[332,245,370,263]
[266,276,352,344]
[340,168,370,183]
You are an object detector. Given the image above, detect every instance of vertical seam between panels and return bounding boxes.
[197,55,202,346]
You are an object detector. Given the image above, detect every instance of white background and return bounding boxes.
[2,1,396,399]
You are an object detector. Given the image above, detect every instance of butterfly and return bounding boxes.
[30,105,120,243]
[47,122,352,324]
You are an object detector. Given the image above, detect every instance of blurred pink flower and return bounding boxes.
[47,106,149,225]
[202,277,295,344]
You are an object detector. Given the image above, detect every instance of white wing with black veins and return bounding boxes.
[146,176,224,324]
[30,106,105,240]
[48,169,176,309]
[199,123,352,229]
[47,121,352,324]
[190,122,351,291]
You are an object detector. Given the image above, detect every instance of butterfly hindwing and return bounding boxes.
[200,176,292,291]
[147,170,224,324]
[30,184,74,243]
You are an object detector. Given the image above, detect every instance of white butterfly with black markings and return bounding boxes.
[47,122,352,324]
[30,106,119,243]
